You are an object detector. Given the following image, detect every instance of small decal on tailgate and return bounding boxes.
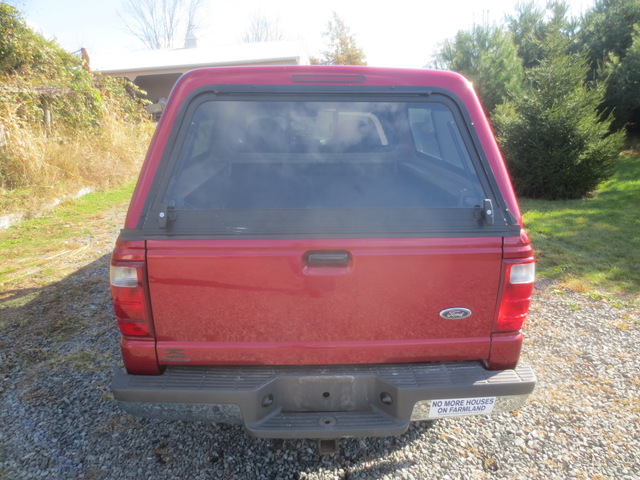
[429,397,496,418]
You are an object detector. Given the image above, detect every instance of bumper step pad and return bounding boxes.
[249,409,408,439]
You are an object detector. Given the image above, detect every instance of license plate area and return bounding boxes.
[281,376,369,412]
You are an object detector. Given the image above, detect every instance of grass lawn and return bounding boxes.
[0,181,135,290]
[521,150,640,300]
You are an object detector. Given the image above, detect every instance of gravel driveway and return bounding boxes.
[1,240,638,479]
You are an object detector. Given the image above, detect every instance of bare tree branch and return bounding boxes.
[242,12,285,43]
[119,0,204,50]
[186,0,205,37]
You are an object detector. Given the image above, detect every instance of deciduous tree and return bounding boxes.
[242,12,285,43]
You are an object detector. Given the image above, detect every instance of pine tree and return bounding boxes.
[579,0,640,130]
[433,23,523,114]
[493,39,623,199]
[605,27,640,130]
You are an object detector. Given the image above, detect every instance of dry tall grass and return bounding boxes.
[0,99,154,218]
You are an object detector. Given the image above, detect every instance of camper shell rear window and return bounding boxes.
[142,89,517,238]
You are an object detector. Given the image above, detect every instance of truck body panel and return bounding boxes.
[147,237,502,365]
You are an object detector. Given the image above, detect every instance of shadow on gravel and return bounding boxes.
[0,253,116,376]
[95,418,440,479]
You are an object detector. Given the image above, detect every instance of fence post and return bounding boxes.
[42,98,52,136]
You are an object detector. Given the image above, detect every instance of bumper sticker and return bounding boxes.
[429,397,496,418]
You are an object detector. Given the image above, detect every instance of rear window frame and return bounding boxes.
[136,84,520,240]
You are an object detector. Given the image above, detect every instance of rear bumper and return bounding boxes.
[112,362,535,439]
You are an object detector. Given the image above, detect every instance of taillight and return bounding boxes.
[110,264,153,337]
[496,262,535,332]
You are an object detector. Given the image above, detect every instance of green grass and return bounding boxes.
[0,181,135,288]
[521,152,640,298]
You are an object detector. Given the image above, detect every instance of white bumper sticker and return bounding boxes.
[429,397,496,418]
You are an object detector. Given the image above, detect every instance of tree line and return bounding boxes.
[432,0,639,199]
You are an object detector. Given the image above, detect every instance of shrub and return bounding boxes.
[493,50,624,200]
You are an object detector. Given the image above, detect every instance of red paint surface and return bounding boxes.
[486,332,524,370]
[115,66,535,372]
[146,237,503,365]
[120,338,161,375]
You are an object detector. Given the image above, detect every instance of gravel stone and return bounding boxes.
[1,236,639,478]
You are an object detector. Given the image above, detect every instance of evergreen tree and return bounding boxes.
[604,26,640,130]
[433,23,523,114]
[493,37,623,200]
[579,0,640,130]
[312,12,367,66]
[580,0,640,72]
[507,1,577,69]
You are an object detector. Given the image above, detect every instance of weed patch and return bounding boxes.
[62,349,103,371]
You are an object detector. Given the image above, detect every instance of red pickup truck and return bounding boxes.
[110,66,536,441]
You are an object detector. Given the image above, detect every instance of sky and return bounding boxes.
[16,0,596,69]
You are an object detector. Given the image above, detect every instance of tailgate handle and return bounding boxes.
[305,251,351,266]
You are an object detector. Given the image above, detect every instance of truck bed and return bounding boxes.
[175,159,474,210]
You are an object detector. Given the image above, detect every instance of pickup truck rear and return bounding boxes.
[110,66,536,440]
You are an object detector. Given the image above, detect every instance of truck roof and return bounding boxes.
[172,65,473,89]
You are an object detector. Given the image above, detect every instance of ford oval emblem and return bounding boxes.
[440,308,472,320]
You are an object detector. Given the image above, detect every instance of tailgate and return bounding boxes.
[147,237,503,365]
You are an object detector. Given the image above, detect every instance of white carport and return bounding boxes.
[92,41,310,103]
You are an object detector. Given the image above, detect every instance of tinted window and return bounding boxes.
[164,100,486,211]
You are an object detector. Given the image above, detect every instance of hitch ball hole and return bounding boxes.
[322,392,331,398]
[319,416,336,428]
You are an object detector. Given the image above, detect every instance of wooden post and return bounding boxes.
[42,99,52,136]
